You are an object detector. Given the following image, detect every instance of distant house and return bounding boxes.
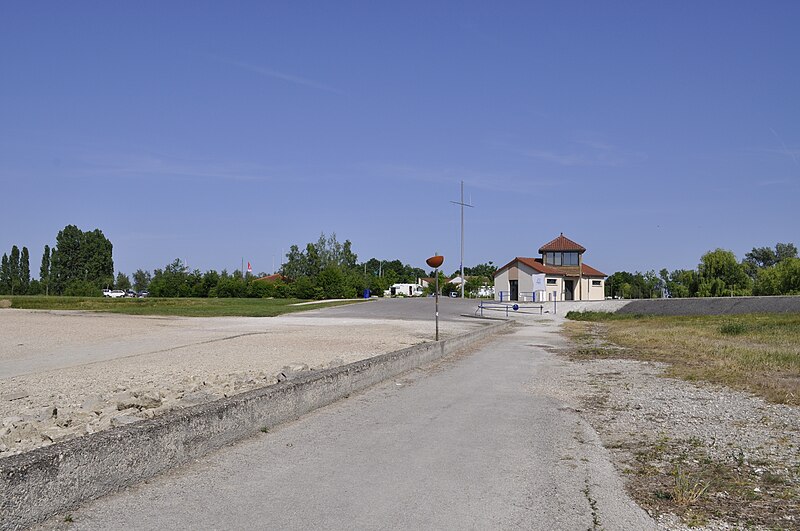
[494,234,606,302]
[387,283,424,297]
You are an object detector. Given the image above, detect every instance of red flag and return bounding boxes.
[247,262,252,273]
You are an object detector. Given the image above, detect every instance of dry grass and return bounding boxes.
[563,311,800,527]
[564,312,800,405]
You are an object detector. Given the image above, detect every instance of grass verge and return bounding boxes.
[565,311,800,406]
[564,311,800,527]
[0,296,366,317]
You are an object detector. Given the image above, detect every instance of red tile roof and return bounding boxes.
[538,233,586,253]
[494,257,606,278]
[580,264,606,277]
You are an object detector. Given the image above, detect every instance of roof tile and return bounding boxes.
[538,233,587,253]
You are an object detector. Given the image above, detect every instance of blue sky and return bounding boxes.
[1,2,798,278]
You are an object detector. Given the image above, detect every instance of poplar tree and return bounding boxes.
[40,245,51,296]
[9,246,20,295]
[20,246,30,295]
[0,254,10,294]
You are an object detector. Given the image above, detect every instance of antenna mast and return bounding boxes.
[450,180,474,298]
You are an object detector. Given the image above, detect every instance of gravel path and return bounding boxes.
[539,320,800,530]
[0,308,482,457]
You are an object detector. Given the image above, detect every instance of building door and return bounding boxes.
[564,279,574,301]
[509,280,518,301]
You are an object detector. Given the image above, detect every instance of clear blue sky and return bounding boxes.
[1,2,798,278]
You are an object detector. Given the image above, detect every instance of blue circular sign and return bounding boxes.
[512,304,519,311]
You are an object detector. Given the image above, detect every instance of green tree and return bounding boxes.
[698,249,751,296]
[115,272,132,290]
[318,265,350,299]
[64,279,102,297]
[753,257,800,295]
[776,242,798,262]
[9,246,20,295]
[659,268,697,298]
[464,262,497,278]
[149,259,190,297]
[132,269,151,292]
[281,245,307,279]
[82,229,114,288]
[40,244,51,296]
[743,242,798,279]
[0,254,10,294]
[50,225,83,294]
[744,246,778,271]
[27,279,42,295]
[50,225,114,294]
[19,246,30,294]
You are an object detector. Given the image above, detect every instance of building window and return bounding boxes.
[544,252,561,266]
[545,252,579,266]
[546,278,557,285]
[563,252,579,265]
[592,280,601,287]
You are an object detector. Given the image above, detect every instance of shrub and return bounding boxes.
[64,279,102,297]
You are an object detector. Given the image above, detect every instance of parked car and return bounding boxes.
[102,289,112,297]
[124,289,137,298]
[108,290,126,298]
[137,291,149,298]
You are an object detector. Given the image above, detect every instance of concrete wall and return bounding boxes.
[0,320,513,530]
[615,295,800,316]
[550,295,800,316]
[580,277,605,301]
[494,263,544,301]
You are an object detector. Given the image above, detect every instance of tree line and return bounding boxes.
[606,243,799,299]
[8,225,794,301]
[1,227,471,299]
[1,225,114,296]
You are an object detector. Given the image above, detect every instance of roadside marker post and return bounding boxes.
[426,254,445,341]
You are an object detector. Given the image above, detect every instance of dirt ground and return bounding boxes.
[0,308,482,456]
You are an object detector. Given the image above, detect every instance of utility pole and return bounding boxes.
[450,180,474,298]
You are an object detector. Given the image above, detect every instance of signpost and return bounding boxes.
[426,254,444,341]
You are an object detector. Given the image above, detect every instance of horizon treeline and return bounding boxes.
[606,243,799,299]
[3,225,798,299]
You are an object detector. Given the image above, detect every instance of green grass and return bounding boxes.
[564,312,800,405]
[0,295,365,317]
[566,310,642,321]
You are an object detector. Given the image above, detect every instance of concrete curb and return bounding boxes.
[0,320,512,530]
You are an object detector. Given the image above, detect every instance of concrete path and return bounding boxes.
[53,321,655,531]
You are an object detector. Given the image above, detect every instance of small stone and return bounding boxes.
[111,414,140,427]
[282,363,309,374]
[81,395,105,415]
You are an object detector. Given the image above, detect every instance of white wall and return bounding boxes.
[495,262,606,301]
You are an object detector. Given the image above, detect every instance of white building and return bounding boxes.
[387,283,424,297]
[494,234,606,302]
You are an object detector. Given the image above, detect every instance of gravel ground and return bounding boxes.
[538,320,800,530]
[0,308,481,457]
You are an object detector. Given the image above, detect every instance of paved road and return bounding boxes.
[54,321,654,531]
[295,296,480,322]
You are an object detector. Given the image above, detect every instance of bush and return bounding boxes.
[64,279,102,297]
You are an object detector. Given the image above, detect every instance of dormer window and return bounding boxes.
[544,252,579,266]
